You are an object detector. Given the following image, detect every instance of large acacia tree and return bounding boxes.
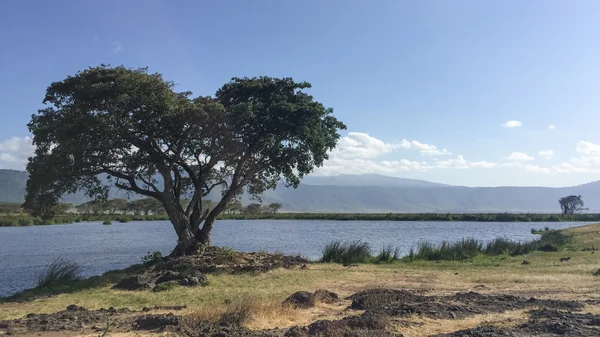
[558,195,588,215]
[24,65,346,255]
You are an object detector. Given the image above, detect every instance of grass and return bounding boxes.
[373,244,401,264]
[405,230,571,261]
[320,240,372,264]
[36,257,82,289]
[2,224,600,336]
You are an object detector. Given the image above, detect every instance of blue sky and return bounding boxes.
[1,0,600,187]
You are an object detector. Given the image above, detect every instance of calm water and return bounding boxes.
[0,220,586,297]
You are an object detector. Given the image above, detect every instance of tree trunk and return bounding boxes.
[167,205,201,256]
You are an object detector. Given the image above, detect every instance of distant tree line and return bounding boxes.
[1,199,283,217]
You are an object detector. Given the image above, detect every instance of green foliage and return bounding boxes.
[37,257,82,289]
[266,202,282,213]
[559,195,588,214]
[407,230,571,262]
[244,203,263,215]
[23,65,345,249]
[141,251,164,266]
[102,220,112,225]
[320,240,372,264]
[216,212,600,222]
[373,245,400,264]
[408,238,483,261]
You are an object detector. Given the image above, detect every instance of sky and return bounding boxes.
[1,0,600,187]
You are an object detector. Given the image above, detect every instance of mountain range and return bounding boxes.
[1,169,599,213]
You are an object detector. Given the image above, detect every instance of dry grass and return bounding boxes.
[400,309,529,337]
[3,224,600,335]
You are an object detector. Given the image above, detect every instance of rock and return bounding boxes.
[155,271,181,285]
[112,275,154,291]
[593,268,600,276]
[474,284,486,289]
[313,289,340,304]
[521,260,530,265]
[283,291,315,309]
[0,323,9,329]
[134,314,181,330]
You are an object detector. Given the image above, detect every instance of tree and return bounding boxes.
[244,203,263,214]
[559,195,588,214]
[224,200,244,214]
[266,202,282,213]
[53,203,73,214]
[23,65,345,255]
[105,198,129,214]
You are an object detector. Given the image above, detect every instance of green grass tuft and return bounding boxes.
[37,257,82,289]
[320,240,372,264]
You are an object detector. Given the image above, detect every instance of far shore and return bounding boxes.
[1,212,599,227]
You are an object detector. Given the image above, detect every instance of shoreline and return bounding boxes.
[1,224,600,336]
[1,212,600,227]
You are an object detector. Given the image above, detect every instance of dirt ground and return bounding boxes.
[2,223,600,336]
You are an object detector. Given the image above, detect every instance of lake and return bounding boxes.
[0,220,586,297]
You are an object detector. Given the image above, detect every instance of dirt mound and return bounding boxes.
[347,289,583,320]
[434,309,600,337]
[348,288,427,310]
[283,289,340,309]
[0,305,136,334]
[135,314,279,336]
[285,312,395,337]
[158,246,308,274]
[432,326,521,337]
[114,246,307,292]
[0,305,278,337]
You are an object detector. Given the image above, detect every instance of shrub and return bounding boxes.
[102,220,112,225]
[141,251,164,266]
[37,257,82,289]
[320,240,371,264]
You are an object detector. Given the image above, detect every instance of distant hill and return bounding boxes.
[0,170,28,203]
[301,174,451,187]
[2,169,600,213]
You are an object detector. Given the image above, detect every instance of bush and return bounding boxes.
[320,240,372,264]
[141,251,164,266]
[102,220,112,225]
[37,257,82,289]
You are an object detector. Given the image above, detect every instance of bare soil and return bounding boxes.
[2,289,596,336]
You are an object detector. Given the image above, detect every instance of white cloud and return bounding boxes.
[315,132,493,176]
[399,139,451,156]
[548,125,556,130]
[500,120,523,128]
[524,164,551,174]
[434,155,469,169]
[112,41,123,54]
[504,152,534,161]
[0,136,34,170]
[538,150,554,159]
[332,132,400,159]
[470,160,496,169]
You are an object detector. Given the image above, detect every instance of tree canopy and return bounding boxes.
[558,195,588,215]
[24,65,346,255]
